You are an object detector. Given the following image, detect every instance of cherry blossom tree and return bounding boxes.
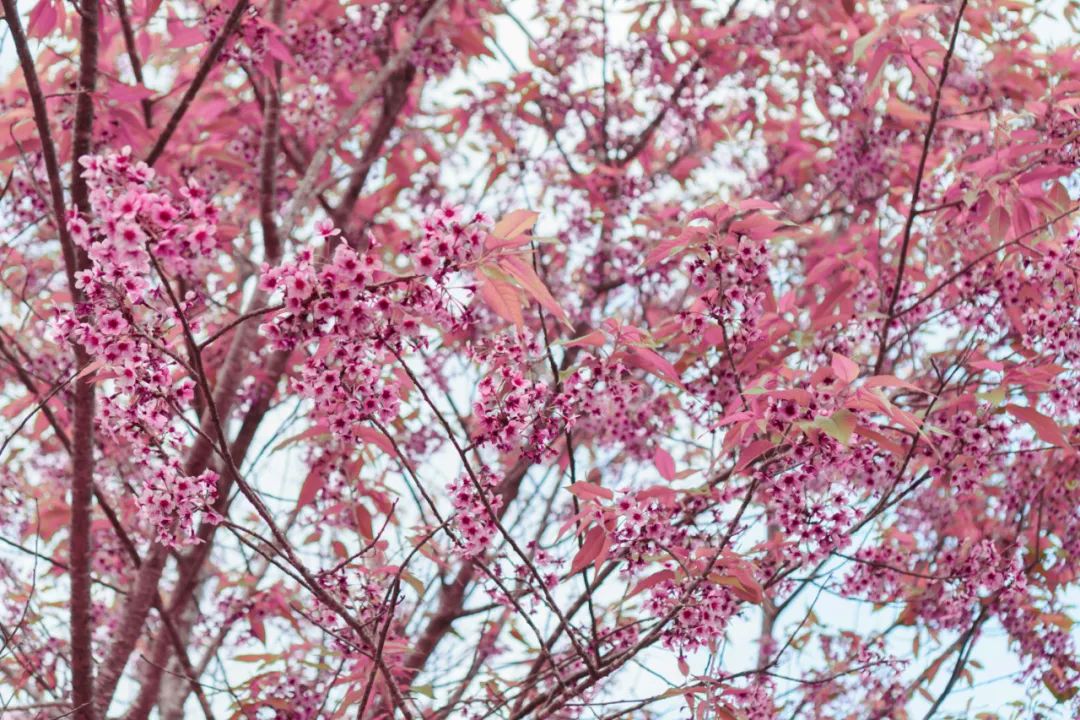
[1,0,1079,717]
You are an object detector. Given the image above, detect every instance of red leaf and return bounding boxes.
[644,236,689,268]
[570,526,605,574]
[1006,404,1075,453]
[490,209,538,246]
[863,375,931,394]
[629,569,675,596]
[653,447,676,481]
[297,468,325,509]
[354,504,374,540]
[989,206,1010,244]
[831,353,860,384]
[27,0,58,37]
[356,426,394,455]
[167,12,206,48]
[108,83,154,103]
[626,346,684,388]
[636,486,677,504]
[74,359,105,382]
[249,616,266,644]
[735,439,775,473]
[566,482,614,502]
[498,255,568,323]
[477,274,524,326]
[562,329,606,348]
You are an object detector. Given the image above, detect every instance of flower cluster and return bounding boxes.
[563,359,675,461]
[240,673,325,720]
[448,470,503,556]
[406,202,490,277]
[680,230,769,354]
[1018,233,1080,367]
[283,1,458,78]
[469,333,560,456]
[761,437,859,565]
[644,569,742,653]
[843,539,1023,631]
[927,407,1011,494]
[260,241,401,438]
[50,148,223,546]
[139,464,220,548]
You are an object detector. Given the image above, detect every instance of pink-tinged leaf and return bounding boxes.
[566,482,614,501]
[677,657,690,676]
[144,0,165,22]
[970,358,1004,372]
[261,21,294,65]
[857,425,907,458]
[27,0,58,37]
[770,388,814,404]
[643,236,689,268]
[653,448,676,481]
[831,353,860,384]
[636,486,677,504]
[233,653,277,664]
[594,532,612,573]
[356,426,395,455]
[248,617,267,644]
[297,468,326,509]
[736,198,780,212]
[735,439,775,473]
[562,329,606,348]
[629,569,675,596]
[887,97,930,126]
[626,346,684,388]
[819,409,856,445]
[989,206,1010,244]
[570,526,605,574]
[477,274,524,327]
[498,255,568,323]
[167,12,206,48]
[108,83,154,103]
[354,504,374,540]
[36,502,69,542]
[272,424,330,453]
[709,570,764,605]
[3,394,35,420]
[1006,404,1075,453]
[849,389,922,433]
[491,209,538,244]
[74,359,105,381]
[711,410,753,429]
[863,375,932,394]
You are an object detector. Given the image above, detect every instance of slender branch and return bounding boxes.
[145,0,251,167]
[873,0,968,375]
[257,0,285,262]
[116,0,153,127]
[0,0,80,292]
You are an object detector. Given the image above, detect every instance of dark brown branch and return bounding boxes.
[257,0,285,262]
[0,0,80,293]
[65,0,102,714]
[873,0,968,375]
[116,0,153,127]
[145,0,251,167]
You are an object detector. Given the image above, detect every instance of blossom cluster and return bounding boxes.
[680,230,769,354]
[448,469,503,557]
[50,148,223,547]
